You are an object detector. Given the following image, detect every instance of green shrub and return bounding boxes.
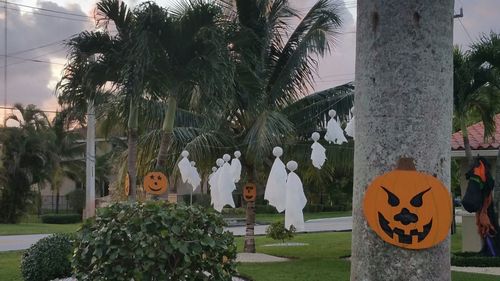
[73,201,237,281]
[21,234,73,281]
[451,252,500,267]
[41,213,81,224]
[266,220,296,243]
[67,188,85,214]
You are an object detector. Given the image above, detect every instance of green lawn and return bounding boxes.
[0,251,22,281]
[0,230,497,281]
[0,212,350,236]
[246,211,351,224]
[0,223,81,236]
[234,231,498,281]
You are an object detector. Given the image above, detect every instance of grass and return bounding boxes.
[245,211,351,224]
[0,251,22,281]
[0,223,81,236]
[0,211,349,236]
[234,231,499,281]
[0,228,497,281]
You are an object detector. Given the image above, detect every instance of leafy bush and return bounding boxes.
[41,213,81,224]
[67,188,85,214]
[73,201,237,281]
[21,234,73,281]
[266,220,296,243]
[452,252,500,267]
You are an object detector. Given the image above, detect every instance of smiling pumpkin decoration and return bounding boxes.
[243,183,257,202]
[143,171,168,195]
[363,158,452,250]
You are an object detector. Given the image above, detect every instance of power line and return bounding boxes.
[1,0,92,19]
[0,54,65,66]
[6,34,76,56]
[0,105,60,113]
[3,1,7,119]
[0,48,68,69]
[458,18,473,43]
[1,5,90,23]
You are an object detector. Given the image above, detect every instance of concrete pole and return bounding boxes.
[350,1,454,280]
[84,101,96,218]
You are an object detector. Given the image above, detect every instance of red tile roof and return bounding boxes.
[451,114,500,150]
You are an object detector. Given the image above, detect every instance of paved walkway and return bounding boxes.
[226,216,352,236]
[0,217,352,252]
[0,234,49,252]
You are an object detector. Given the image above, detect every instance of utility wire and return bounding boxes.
[0,54,65,66]
[6,33,77,56]
[0,0,92,19]
[458,18,473,43]
[1,5,90,23]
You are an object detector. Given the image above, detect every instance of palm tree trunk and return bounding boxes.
[155,96,177,172]
[128,100,138,201]
[351,1,454,280]
[461,122,474,166]
[244,163,256,253]
[56,188,60,214]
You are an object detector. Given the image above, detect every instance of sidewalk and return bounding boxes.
[0,216,353,252]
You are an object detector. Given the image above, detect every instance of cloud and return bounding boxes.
[0,1,91,120]
[2,0,500,120]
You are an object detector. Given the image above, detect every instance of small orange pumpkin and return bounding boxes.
[124,173,130,196]
[363,158,452,250]
[143,171,168,195]
[243,183,257,202]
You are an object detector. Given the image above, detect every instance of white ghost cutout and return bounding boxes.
[284,161,307,231]
[324,110,347,145]
[231,151,242,183]
[310,132,326,169]
[345,106,355,139]
[264,146,287,213]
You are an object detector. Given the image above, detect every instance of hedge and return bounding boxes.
[40,213,81,224]
[451,252,500,267]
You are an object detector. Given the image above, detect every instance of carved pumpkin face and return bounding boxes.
[124,173,130,196]
[243,183,256,202]
[363,170,452,250]
[143,172,168,195]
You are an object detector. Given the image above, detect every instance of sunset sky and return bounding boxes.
[1,0,499,120]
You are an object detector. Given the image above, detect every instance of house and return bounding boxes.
[451,114,500,251]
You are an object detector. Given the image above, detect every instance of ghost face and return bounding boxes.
[363,170,452,250]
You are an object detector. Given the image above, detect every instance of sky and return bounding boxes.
[0,0,499,121]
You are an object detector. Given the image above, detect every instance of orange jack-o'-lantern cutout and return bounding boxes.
[243,183,257,202]
[363,158,452,250]
[124,173,130,196]
[143,171,168,195]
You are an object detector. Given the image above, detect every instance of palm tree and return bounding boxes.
[471,32,500,217]
[46,111,85,213]
[57,0,144,201]
[4,103,50,129]
[453,48,499,165]
[122,0,234,173]
[0,105,52,223]
[174,0,345,253]
[350,1,455,279]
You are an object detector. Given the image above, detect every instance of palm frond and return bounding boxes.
[283,82,354,136]
[243,110,295,165]
[266,0,343,106]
